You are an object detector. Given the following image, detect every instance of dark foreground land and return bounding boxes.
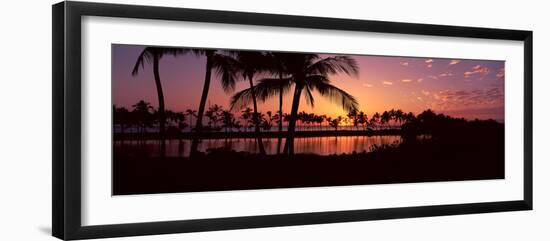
[113,119,504,195]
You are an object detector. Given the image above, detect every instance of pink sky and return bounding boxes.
[112,44,505,122]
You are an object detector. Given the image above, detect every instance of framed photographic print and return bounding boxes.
[52,1,533,240]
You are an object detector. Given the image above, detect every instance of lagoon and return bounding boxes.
[114,135,403,157]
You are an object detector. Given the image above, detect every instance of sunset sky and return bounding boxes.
[112,44,505,122]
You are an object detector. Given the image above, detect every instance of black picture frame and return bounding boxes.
[52,1,533,240]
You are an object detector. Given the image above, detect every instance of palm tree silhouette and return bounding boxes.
[263,111,274,131]
[232,53,359,154]
[189,50,239,157]
[205,104,223,130]
[240,107,253,132]
[113,106,130,137]
[230,76,293,154]
[132,47,186,158]
[381,111,391,130]
[370,112,381,130]
[131,100,154,142]
[394,109,404,127]
[357,111,368,130]
[280,54,359,155]
[230,51,278,155]
[221,110,235,133]
[185,109,197,131]
[347,109,359,130]
[329,116,343,130]
[404,111,416,124]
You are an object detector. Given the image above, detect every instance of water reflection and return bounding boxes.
[114,136,402,158]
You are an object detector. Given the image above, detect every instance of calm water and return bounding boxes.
[114,136,402,157]
[114,125,401,134]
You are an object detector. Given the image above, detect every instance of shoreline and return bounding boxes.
[113,129,405,140]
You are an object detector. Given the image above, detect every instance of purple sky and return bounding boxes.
[112,44,505,122]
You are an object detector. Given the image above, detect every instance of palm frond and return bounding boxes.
[131,47,189,76]
[131,48,153,76]
[306,56,359,78]
[229,88,255,110]
[254,78,293,101]
[229,77,293,110]
[303,86,315,107]
[211,54,239,92]
[305,75,358,112]
[160,47,187,57]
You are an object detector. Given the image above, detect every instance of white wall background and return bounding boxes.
[0,0,548,240]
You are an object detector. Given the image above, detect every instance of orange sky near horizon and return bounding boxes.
[112,45,505,122]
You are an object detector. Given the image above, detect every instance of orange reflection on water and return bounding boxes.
[114,136,402,158]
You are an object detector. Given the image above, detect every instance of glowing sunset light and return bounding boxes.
[112,45,505,122]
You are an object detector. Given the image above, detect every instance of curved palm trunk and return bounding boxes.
[248,77,267,156]
[152,55,166,158]
[276,81,283,156]
[190,53,213,157]
[283,83,303,155]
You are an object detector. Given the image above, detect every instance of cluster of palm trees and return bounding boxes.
[114,101,416,135]
[345,109,416,130]
[113,100,191,136]
[130,47,361,157]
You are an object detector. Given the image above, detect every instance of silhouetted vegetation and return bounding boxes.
[115,46,504,195]
[113,109,504,194]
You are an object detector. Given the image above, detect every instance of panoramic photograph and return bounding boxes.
[112,44,505,195]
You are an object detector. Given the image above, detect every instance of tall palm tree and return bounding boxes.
[268,52,294,154]
[281,54,360,155]
[189,50,239,157]
[229,51,279,155]
[231,76,293,154]
[132,47,186,158]
[232,52,295,155]
[231,53,359,155]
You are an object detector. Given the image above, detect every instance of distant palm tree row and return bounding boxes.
[114,101,415,134]
[130,47,360,156]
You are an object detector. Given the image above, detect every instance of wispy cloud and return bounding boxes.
[425,59,434,68]
[417,78,424,83]
[432,88,504,110]
[439,71,454,77]
[428,75,438,80]
[362,83,373,88]
[421,90,430,96]
[464,65,490,79]
[400,61,409,67]
[382,81,393,86]
[401,79,413,83]
[449,60,461,65]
